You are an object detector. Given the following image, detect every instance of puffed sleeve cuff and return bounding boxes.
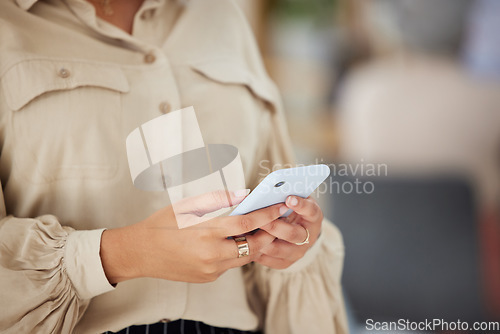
[0,215,106,332]
[64,228,115,300]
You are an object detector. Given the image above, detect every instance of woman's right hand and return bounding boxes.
[100,190,288,284]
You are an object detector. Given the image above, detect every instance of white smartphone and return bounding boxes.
[230,164,330,217]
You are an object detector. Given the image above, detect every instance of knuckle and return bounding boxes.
[238,216,253,232]
[197,230,215,246]
[199,248,217,264]
[256,231,275,249]
[267,219,279,233]
[198,253,211,264]
[197,228,211,238]
[201,263,219,277]
[249,253,261,262]
[263,206,276,221]
[268,244,282,258]
[311,203,322,218]
[261,242,274,255]
[288,226,301,241]
[203,228,217,240]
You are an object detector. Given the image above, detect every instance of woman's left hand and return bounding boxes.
[256,196,323,269]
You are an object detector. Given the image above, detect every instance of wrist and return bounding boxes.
[100,225,144,284]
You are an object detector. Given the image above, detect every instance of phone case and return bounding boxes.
[230,164,330,217]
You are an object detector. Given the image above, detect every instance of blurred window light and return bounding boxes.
[270,0,337,25]
[462,0,500,81]
[367,0,471,54]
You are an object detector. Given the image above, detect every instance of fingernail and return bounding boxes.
[233,189,250,198]
[279,206,289,216]
[287,196,298,207]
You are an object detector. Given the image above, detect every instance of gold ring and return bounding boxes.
[234,236,250,258]
[295,227,310,246]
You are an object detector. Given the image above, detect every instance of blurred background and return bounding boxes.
[238,0,500,332]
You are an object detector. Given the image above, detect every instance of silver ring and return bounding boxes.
[234,236,250,258]
[295,227,310,246]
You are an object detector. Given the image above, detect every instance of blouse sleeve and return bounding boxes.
[243,80,348,334]
[0,185,115,333]
[244,221,348,334]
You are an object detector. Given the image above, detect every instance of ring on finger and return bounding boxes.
[234,236,250,258]
[294,226,310,246]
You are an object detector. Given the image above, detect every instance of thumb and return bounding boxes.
[174,189,250,216]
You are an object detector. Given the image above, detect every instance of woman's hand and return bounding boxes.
[256,196,323,269]
[100,190,289,284]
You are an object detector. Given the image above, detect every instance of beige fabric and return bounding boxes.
[0,0,347,333]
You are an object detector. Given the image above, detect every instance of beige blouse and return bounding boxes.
[0,0,348,333]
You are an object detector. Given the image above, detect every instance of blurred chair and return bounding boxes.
[332,0,500,329]
[328,175,485,325]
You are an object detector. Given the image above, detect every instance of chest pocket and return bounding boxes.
[186,58,280,139]
[2,59,130,183]
[188,59,280,115]
[184,59,283,182]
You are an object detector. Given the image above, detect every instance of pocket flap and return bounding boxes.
[2,59,130,111]
[190,59,279,110]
